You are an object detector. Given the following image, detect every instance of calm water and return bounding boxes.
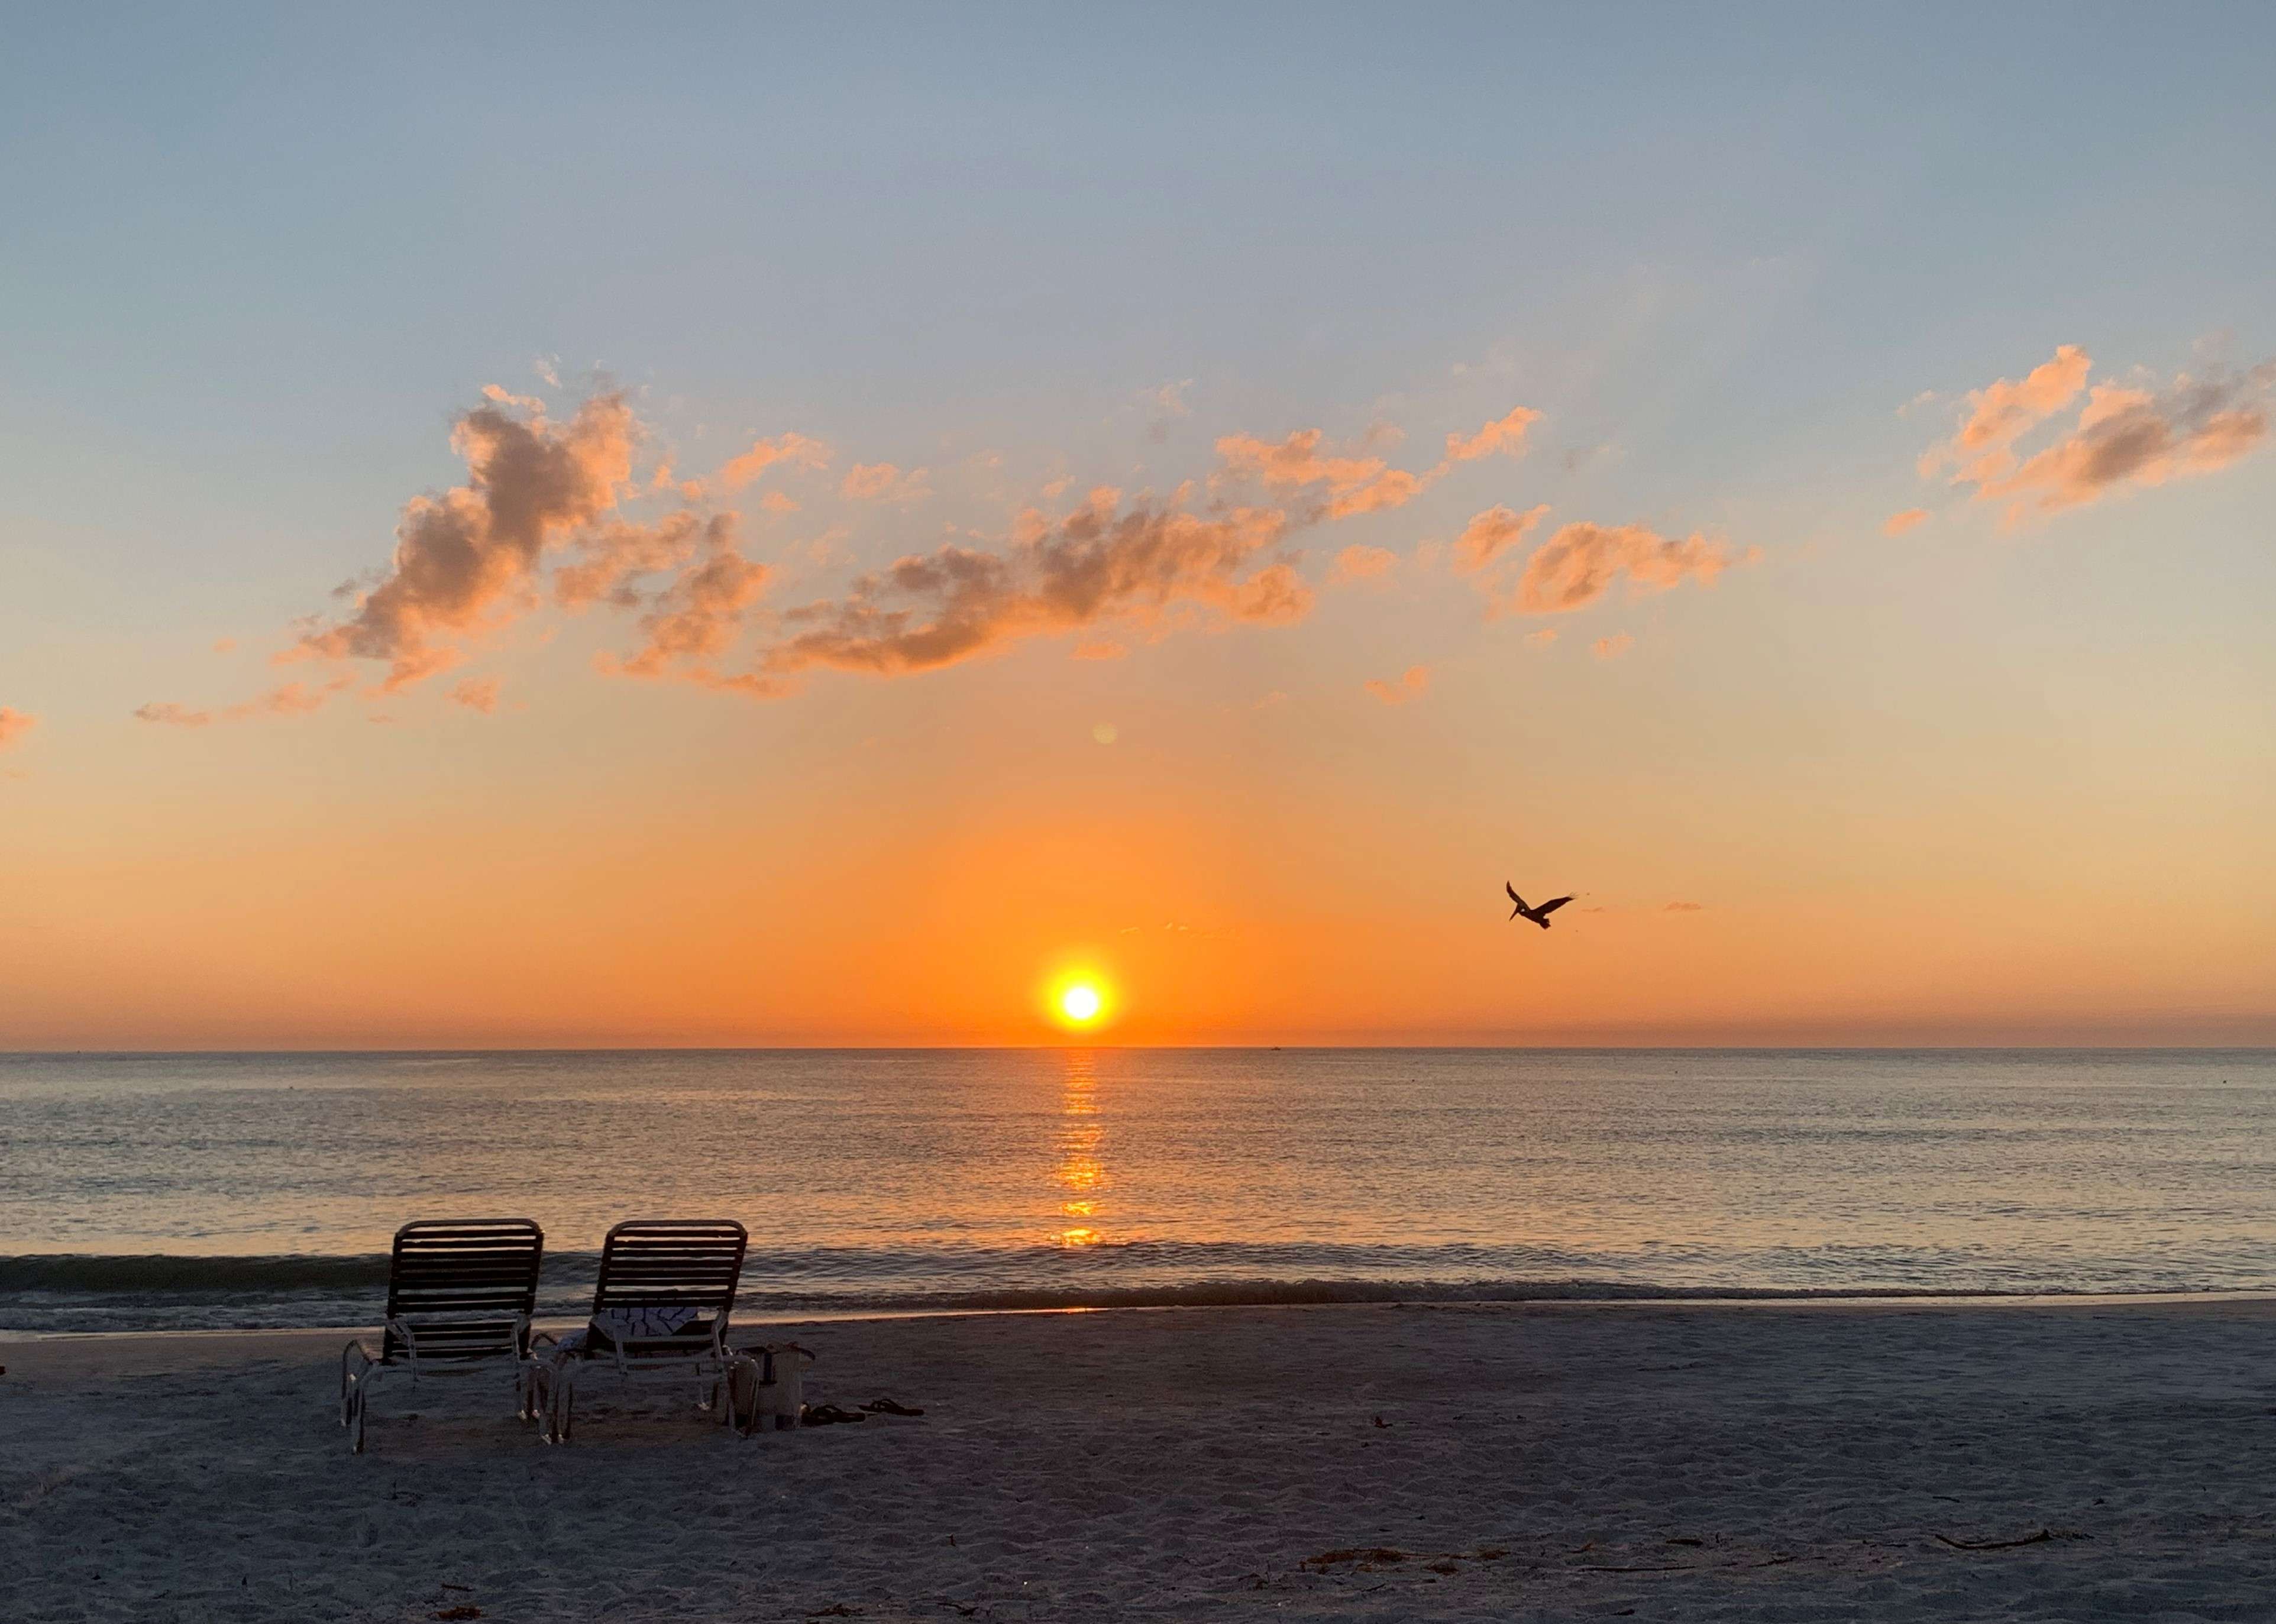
[3,1048,2274,1332]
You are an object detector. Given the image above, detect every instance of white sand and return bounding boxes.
[6,1298,2276,1621]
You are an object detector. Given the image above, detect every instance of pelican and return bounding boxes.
[1505,883,1573,929]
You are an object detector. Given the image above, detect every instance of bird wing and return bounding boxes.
[1505,882,1527,910]
[1536,896,1573,915]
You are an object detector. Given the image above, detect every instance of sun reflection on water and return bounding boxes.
[1053,1051,1105,1247]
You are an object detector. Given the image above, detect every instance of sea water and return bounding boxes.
[2,1047,2273,1332]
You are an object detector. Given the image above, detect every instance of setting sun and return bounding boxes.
[1059,983,1104,1025]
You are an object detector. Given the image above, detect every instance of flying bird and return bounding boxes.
[1506,883,1573,929]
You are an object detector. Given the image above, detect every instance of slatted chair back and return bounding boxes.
[380,1218,545,1365]
[591,1218,748,1348]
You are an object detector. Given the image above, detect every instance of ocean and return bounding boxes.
[3,1047,2273,1334]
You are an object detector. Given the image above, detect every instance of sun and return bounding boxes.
[1045,968,1114,1031]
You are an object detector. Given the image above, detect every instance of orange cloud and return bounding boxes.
[1213,428,1423,519]
[1437,405,1541,468]
[448,677,500,714]
[1883,508,1929,536]
[134,679,350,727]
[1664,901,1704,913]
[1916,348,2272,525]
[295,392,640,691]
[1980,371,2270,520]
[842,462,930,503]
[1328,544,1399,584]
[607,517,771,680]
[1515,522,1744,613]
[554,510,716,611]
[756,493,1302,684]
[718,431,830,492]
[1920,345,2091,486]
[1363,665,1430,705]
[1591,633,1634,660]
[1451,503,1550,574]
[0,707,36,749]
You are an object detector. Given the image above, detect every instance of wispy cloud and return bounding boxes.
[1328,544,1399,585]
[1515,522,1747,613]
[719,431,830,492]
[1883,507,1928,537]
[0,707,37,749]
[135,679,350,727]
[1591,633,1634,660]
[1215,403,1541,522]
[602,516,771,681]
[756,489,1305,685]
[1213,428,1423,519]
[1450,503,1550,575]
[1363,665,1431,705]
[1981,371,2269,520]
[841,462,931,503]
[448,677,500,714]
[1914,345,2271,526]
[1434,405,1540,471]
[1919,345,2090,487]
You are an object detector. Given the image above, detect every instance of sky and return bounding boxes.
[3,4,2274,1047]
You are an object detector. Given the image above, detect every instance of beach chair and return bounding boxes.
[531,1218,748,1442]
[338,1217,545,1454]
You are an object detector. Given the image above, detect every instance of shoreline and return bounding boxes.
[9,1285,2276,1367]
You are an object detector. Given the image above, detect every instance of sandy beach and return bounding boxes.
[7,1297,2275,1622]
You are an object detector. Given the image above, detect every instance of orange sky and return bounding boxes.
[4,16,2274,1047]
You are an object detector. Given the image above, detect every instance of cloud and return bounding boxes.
[1364,665,1431,705]
[604,516,771,680]
[212,637,237,654]
[1915,347,2272,525]
[1883,507,1929,536]
[1515,522,1745,613]
[1980,370,2270,520]
[1919,345,2091,486]
[0,707,37,749]
[842,462,931,503]
[1437,405,1541,468]
[1525,629,1557,649]
[718,431,830,492]
[294,390,640,691]
[134,680,349,727]
[1145,380,1194,442]
[554,509,716,611]
[1591,633,1634,660]
[448,677,500,714]
[1450,503,1550,575]
[1663,901,1704,913]
[1328,544,1399,584]
[755,490,1304,684]
[1072,639,1127,661]
[1212,428,1424,519]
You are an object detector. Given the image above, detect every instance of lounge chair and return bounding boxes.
[338,1217,545,1453]
[530,1218,748,1442]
